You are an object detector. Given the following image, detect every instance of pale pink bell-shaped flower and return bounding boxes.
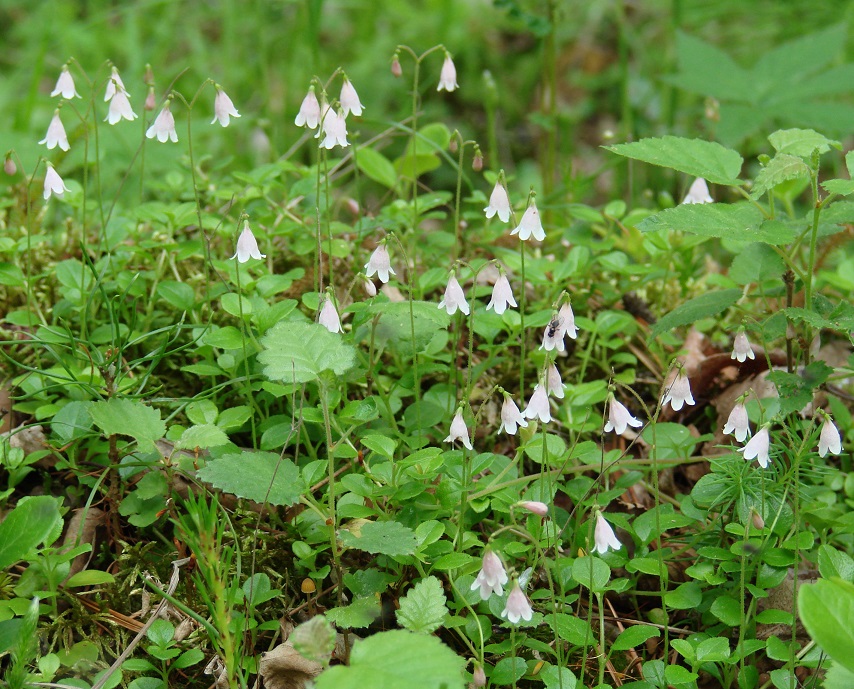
[541,302,578,352]
[500,581,533,624]
[231,221,266,262]
[339,79,364,117]
[295,87,321,129]
[104,66,128,102]
[437,55,458,92]
[818,417,842,457]
[486,274,516,315]
[146,103,178,143]
[438,272,470,316]
[484,180,511,223]
[593,513,622,554]
[39,111,70,151]
[362,275,377,298]
[545,363,564,399]
[106,89,137,124]
[523,384,551,423]
[43,164,70,200]
[444,409,473,450]
[723,403,750,443]
[211,87,240,127]
[517,501,548,516]
[731,330,755,363]
[604,396,643,436]
[682,177,713,204]
[51,66,80,99]
[511,200,545,241]
[499,396,527,435]
[319,109,349,149]
[365,244,395,283]
[470,550,508,600]
[740,425,771,468]
[318,297,343,334]
[662,370,695,412]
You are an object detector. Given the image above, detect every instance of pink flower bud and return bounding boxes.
[391,57,402,78]
[4,156,16,176]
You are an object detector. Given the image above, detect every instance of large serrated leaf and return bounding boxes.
[650,289,742,339]
[637,204,798,245]
[259,321,356,384]
[606,136,743,185]
[0,497,62,568]
[338,520,418,557]
[768,129,840,157]
[395,576,448,634]
[88,399,166,451]
[369,300,450,355]
[196,451,305,506]
[750,154,811,200]
[315,630,465,689]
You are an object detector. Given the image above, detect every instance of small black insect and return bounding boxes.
[545,315,563,338]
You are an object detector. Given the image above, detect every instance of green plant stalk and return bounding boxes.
[803,164,823,364]
[519,239,527,395]
[453,139,465,262]
[596,591,606,687]
[324,150,334,289]
[319,381,344,609]
[234,260,258,447]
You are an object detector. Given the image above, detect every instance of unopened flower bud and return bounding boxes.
[472,153,483,171]
[345,198,360,216]
[362,276,377,298]
[391,56,402,78]
[751,510,765,530]
[472,663,486,687]
[449,137,459,154]
[4,156,16,176]
[145,87,157,112]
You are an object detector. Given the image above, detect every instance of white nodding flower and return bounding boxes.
[517,501,548,516]
[593,512,622,554]
[500,581,533,625]
[43,164,70,200]
[731,330,755,363]
[437,55,458,92]
[604,396,643,436]
[523,384,551,423]
[723,402,750,443]
[51,66,79,99]
[231,221,266,262]
[295,87,321,129]
[662,370,695,412]
[339,78,364,117]
[818,417,842,457]
[510,199,545,241]
[318,296,343,334]
[211,87,240,127]
[365,244,395,283]
[39,111,70,151]
[319,109,349,149]
[470,550,508,601]
[146,102,178,143]
[484,180,511,223]
[682,177,713,204]
[438,272,469,316]
[546,363,564,399]
[486,274,516,315]
[499,396,527,435]
[444,409,473,450]
[740,425,771,468]
[541,302,578,352]
[104,66,128,102]
[362,275,377,297]
[105,89,137,124]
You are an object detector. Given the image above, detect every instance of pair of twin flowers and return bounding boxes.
[469,509,622,625]
[39,63,239,199]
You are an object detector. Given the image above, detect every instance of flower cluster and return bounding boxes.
[39,62,240,201]
[295,73,365,150]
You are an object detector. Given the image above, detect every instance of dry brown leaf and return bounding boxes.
[259,641,324,689]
